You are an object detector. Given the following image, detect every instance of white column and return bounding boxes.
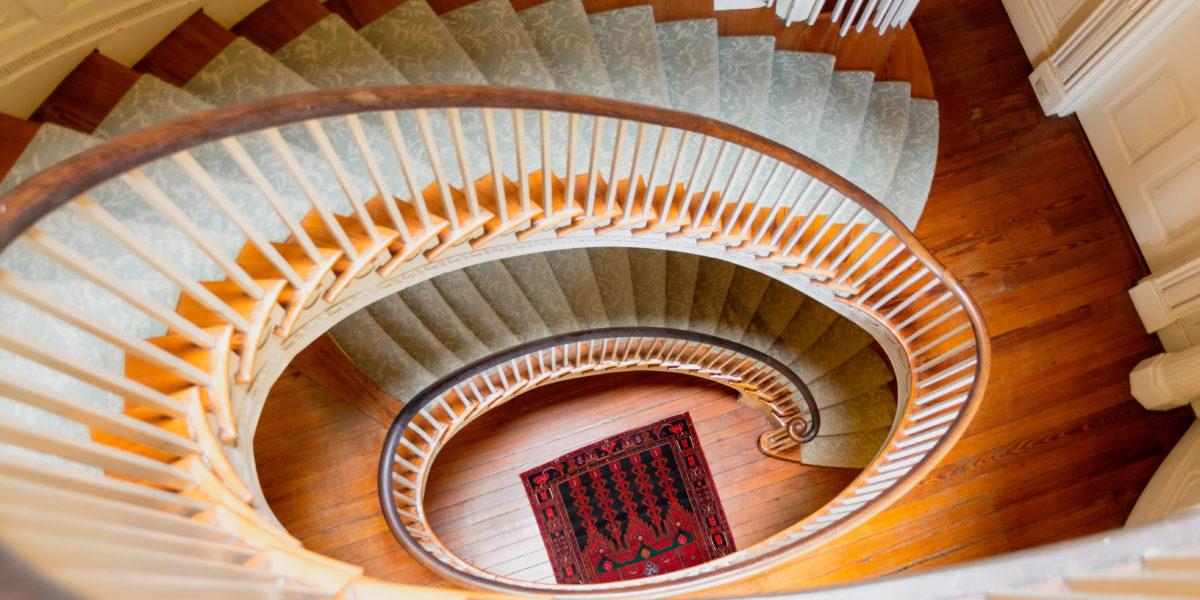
[1131,346,1200,414]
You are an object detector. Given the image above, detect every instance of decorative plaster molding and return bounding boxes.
[0,0,193,87]
[1028,0,1191,116]
[1129,248,1200,334]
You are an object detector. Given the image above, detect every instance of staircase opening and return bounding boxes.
[423,371,860,584]
[254,248,901,590]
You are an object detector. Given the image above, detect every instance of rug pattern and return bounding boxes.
[520,412,735,584]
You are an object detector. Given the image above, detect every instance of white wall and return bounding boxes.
[0,0,266,118]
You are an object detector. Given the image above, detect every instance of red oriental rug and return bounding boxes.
[520,412,735,584]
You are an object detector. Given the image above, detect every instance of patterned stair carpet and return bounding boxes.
[520,412,735,584]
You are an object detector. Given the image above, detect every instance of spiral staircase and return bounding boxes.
[0,0,1002,597]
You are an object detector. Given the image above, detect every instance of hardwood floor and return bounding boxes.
[254,369,856,586]
[253,0,1196,595]
[422,371,856,583]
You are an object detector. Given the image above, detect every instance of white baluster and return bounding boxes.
[70,196,250,332]
[345,114,413,244]
[120,170,263,299]
[260,128,359,258]
[303,119,383,244]
[0,272,209,386]
[171,151,304,288]
[480,109,509,223]
[217,138,323,263]
[381,111,435,231]
[20,229,213,348]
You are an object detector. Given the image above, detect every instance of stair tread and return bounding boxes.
[587,6,670,107]
[273,14,410,88]
[766,51,835,156]
[809,348,896,409]
[714,266,771,343]
[811,70,875,174]
[441,0,556,90]
[462,261,552,342]
[717,36,775,136]
[330,310,435,400]
[846,81,912,201]
[399,281,490,364]
[430,270,521,351]
[656,19,720,118]
[793,318,875,382]
[738,280,806,355]
[627,249,667,328]
[586,247,638,328]
[500,253,580,333]
[518,0,613,96]
[541,249,609,329]
[0,122,98,194]
[662,251,701,330]
[367,295,464,376]
[688,257,737,335]
[800,426,889,468]
[815,386,897,436]
[91,75,210,138]
[355,0,487,84]
[886,98,939,229]
[182,38,314,106]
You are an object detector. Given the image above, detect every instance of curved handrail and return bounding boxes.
[380,327,822,592]
[0,85,988,598]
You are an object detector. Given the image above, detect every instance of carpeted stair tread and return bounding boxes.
[367,294,464,375]
[662,251,701,330]
[656,19,720,118]
[355,0,487,84]
[500,254,580,333]
[627,249,667,327]
[739,281,807,354]
[441,0,557,91]
[541,249,609,329]
[714,267,771,343]
[399,281,490,363]
[846,82,911,200]
[814,386,897,436]
[462,261,552,342]
[518,0,614,97]
[330,310,435,400]
[792,318,875,382]
[687,257,736,334]
[587,7,670,107]
[810,70,875,174]
[273,14,410,88]
[717,36,775,136]
[766,51,834,156]
[183,38,314,105]
[586,247,638,328]
[766,299,841,365]
[431,270,522,351]
[93,75,211,137]
[800,427,889,468]
[886,99,939,229]
[808,347,895,408]
[0,123,99,194]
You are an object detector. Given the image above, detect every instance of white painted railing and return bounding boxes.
[714,0,921,34]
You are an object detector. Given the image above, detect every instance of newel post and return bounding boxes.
[1131,346,1200,415]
